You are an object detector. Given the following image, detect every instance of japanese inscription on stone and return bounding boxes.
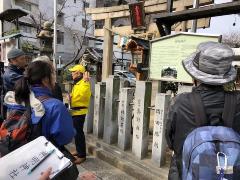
[152,93,171,167]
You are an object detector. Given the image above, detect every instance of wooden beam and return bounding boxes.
[94,18,210,37]
[88,0,213,20]
[86,0,167,14]
[91,10,130,21]
[156,1,240,23]
[86,0,212,14]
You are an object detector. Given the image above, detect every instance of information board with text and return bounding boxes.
[149,33,219,83]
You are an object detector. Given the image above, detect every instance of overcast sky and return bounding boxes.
[197,0,240,36]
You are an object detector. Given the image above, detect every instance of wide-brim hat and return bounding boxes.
[182,41,237,85]
[69,64,86,73]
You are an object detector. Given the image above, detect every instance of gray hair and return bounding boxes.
[32,55,50,62]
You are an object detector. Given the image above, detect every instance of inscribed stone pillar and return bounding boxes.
[84,77,96,133]
[151,93,171,167]
[103,75,120,144]
[132,81,152,159]
[93,82,106,138]
[118,88,134,150]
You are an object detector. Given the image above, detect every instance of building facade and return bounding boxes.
[0,0,96,65]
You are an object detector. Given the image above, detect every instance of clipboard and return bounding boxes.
[0,136,71,180]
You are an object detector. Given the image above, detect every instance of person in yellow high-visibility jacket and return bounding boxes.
[69,64,91,164]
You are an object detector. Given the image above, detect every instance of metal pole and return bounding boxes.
[58,55,61,68]
[167,0,173,13]
[191,0,199,33]
[121,48,124,70]
[53,0,57,69]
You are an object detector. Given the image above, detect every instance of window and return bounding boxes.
[95,20,104,29]
[57,13,64,25]
[83,2,89,8]
[82,19,89,28]
[20,25,32,34]
[82,37,89,46]
[58,0,64,4]
[95,42,102,46]
[57,31,64,45]
[74,0,76,3]
[15,1,31,11]
[73,36,76,45]
[73,17,76,22]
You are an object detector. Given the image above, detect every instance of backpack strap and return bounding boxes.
[190,91,237,128]
[189,92,207,126]
[222,92,237,128]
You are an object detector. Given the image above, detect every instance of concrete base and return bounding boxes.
[85,134,169,180]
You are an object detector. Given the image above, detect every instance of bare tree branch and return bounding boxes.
[50,0,68,26]
[223,31,240,48]
[62,0,91,69]
[28,0,93,70]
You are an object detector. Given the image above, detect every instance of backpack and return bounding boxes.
[182,92,240,180]
[0,96,50,157]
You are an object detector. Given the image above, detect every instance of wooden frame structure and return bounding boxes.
[86,0,213,80]
[156,1,240,36]
[86,0,213,37]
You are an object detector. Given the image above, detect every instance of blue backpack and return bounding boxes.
[182,92,240,180]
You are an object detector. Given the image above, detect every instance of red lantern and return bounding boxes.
[129,2,146,31]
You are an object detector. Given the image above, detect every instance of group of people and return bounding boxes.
[0,48,91,178]
[1,41,240,180]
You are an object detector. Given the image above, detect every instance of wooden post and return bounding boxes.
[191,0,200,32]
[102,18,113,81]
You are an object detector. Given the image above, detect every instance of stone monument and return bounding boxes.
[37,21,53,58]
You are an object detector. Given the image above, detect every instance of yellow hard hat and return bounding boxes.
[69,65,86,73]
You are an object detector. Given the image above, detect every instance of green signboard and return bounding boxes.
[149,33,219,83]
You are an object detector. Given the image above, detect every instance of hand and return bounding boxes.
[38,167,52,180]
[83,71,90,82]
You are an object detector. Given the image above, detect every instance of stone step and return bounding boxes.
[85,134,169,180]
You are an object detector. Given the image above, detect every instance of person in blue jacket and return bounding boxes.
[14,60,75,147]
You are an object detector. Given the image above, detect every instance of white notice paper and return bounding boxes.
[0,136,71,180]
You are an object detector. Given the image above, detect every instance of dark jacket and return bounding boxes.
[52,82,63,102]
[3,64,24,92]
[165,84,240,179]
